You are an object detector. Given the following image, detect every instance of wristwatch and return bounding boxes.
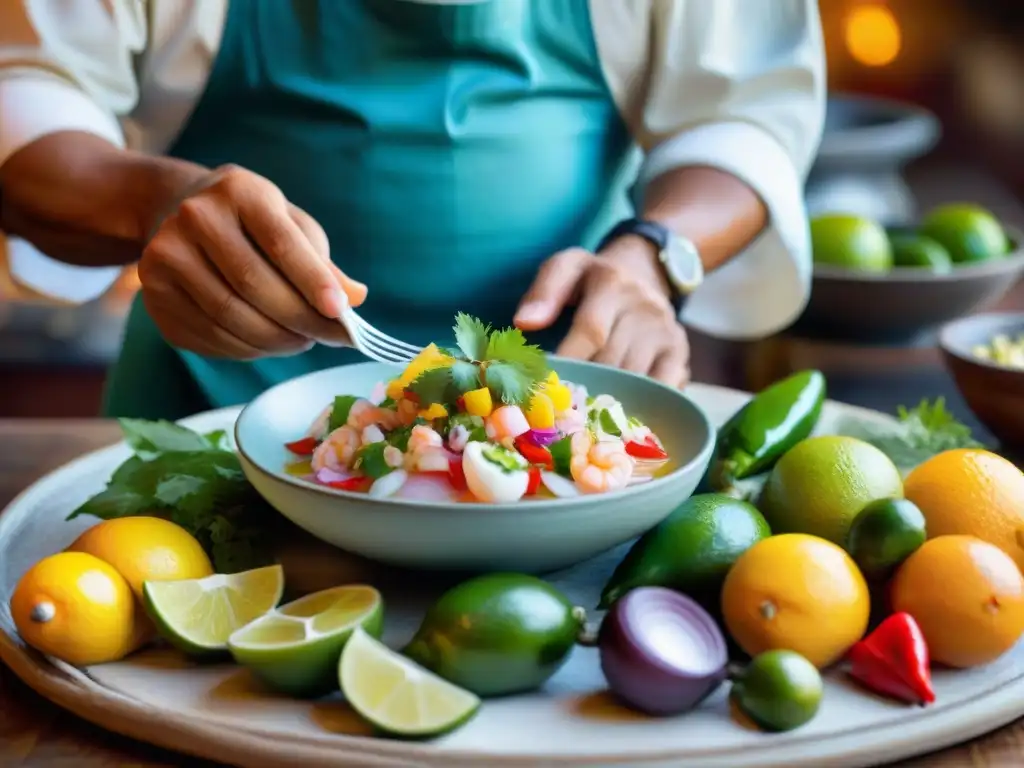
[597,218,704,314]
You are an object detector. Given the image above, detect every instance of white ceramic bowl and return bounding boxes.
[235,360,715,573]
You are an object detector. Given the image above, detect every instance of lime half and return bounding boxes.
[143,565,285,656]
[228,584,383,698]
[340,627,481,738]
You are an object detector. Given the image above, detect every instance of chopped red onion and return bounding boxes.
[540,471,580,498]
[369,470,408,498]
[315,467,354,485]
[522,427,559,447]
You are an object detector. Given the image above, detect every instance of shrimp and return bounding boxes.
[396,398,420,427]
[311,426,361,472]
[347,398,402,431]
[570,430,633,494]
[404,426,447,473]
[407,425,443,453]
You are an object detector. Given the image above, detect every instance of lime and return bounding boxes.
[758,436,903,545]
[228,584,383,698]
[846,497,926,580]
[919,203,1009,264]
[810,214,893,273]
[403,573,584,697]
[142,565,284,656]
[340,627,480,738]
[730,650,823,732]
[888,232,953,272]
[599,494,771,610]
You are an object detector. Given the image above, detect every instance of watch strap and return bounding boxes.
[597,217,687,315]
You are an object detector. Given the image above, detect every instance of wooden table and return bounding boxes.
[0,420,1019,767]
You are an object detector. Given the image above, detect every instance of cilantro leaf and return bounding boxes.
[450,359,482,393]
[485,361,538,405]
[485,328,548,379]
[454,312,491,361]
[408,366,454,406]
[119,418,219,459]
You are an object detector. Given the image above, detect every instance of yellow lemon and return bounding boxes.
[67,517,214,643]
[10,552,137,665]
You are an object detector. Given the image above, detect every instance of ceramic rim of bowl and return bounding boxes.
[938,312,1024,375]
[233,358,717,512]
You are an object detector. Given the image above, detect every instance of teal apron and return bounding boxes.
[104,0,636,419]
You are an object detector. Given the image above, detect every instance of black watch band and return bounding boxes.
[597,217,687,314]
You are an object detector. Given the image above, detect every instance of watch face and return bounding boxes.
[664,236,704,293]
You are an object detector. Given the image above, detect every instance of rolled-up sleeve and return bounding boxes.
[633,0,826,340]
[0,0,146,301]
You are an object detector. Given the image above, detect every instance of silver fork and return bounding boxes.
[339,306,423,364]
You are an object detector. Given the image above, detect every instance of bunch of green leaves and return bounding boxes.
[839,397,986,470]
[68,419,276,573]
[408,312,548,407]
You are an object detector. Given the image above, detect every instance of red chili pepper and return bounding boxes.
[404,390,420,404]
[448,457,468,491]
[847,612,935,705]
[513,436,554,469]
[325,476,372,493]
[624,436,668,461]
[526,466,542,496]
[456,396,466,413]
[284,437,318,456]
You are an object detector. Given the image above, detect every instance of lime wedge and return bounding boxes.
[143,565,284,656]
[228,584,383,698]
[340,627,481,738]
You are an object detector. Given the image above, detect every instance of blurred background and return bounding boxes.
[2,0,1024,432]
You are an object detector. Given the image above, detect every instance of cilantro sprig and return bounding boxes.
[68,419,276,573]
[408,313,548,407]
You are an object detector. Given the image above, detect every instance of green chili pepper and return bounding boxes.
[708,370,826,490]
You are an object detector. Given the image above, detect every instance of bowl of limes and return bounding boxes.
[939,312,1024,449]
[794,204,1024,344]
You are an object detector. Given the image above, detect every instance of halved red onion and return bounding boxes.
[599,587,728,716]
[540,471,580,498]
[522,427,559,447]
[315,467,354,485]
[369,469,408,498]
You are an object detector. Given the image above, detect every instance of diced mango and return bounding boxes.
[463,387,493,418]
[419,403,448,420]
[386,343,453,401]
[526,392,555,430]
[545,383,572,412]
[545,371,560,386]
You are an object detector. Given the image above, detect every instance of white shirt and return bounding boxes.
[0,0,825,340]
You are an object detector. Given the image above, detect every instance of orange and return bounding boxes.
[10,552,137,665]
[721,534,870,668]
[67,517,214,644]
[903,448,1024,571]
[891,535,1024,668]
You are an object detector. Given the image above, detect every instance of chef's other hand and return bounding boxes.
[514,239,690,387]
[139,164,367,360]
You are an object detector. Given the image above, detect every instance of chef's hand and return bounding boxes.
[139,164,367,360]
[514,236,690,386]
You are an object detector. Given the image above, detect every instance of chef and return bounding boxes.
[0,0,824,419]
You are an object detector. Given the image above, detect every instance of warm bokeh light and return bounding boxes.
[844,4,902,67]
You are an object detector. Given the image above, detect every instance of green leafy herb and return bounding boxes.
[549,436,573,477]
[387,426,413,452]
[328,395,360,432]
[448,413,487,443]
[353,442,394,480]
[68,419,275,573]
[840,397,986,470]
[453,312,492,361]
[407,313,549,407]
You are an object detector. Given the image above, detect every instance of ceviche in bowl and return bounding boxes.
[284,327,672,503]
[234,314,714,572]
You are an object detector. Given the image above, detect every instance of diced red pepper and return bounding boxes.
[403,390,420,404]
[284,437,318,456]
[456,396,466,413]
[847,612,935,705]
[513,436,554,469]
[325,476,372,493]
[448,456,468,491]
[526,466,542,496]
[624,435,668,461]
